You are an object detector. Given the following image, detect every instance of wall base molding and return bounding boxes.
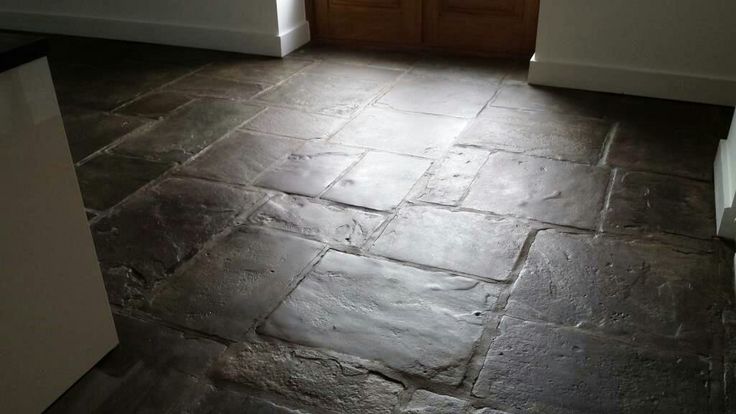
[529,54,736,107]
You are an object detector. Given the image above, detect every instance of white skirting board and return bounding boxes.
[0,10,310,57]
[715,112,736,240]
[529,54,736,107]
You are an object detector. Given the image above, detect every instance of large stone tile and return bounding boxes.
[331,107,468,158]
[76,153,171,210]
[61,107,150,162]
[93,177,263,305]
[260,251,502,385]
[245,106,347,139]
[378,74,497,118]
[211,340,403,414]
[418,147,490,206]
[371,206,529,281]
[472,317,710,414]
[491,84,611,119]
[116,92,193,119]
[606,121,721,181]
[165,74,267,101]
[458,107,611,164]
[113,99,263,163]
[258,72,387,117]
[186,386,305,414]
[507,231,724,353]
[292,44,418,71]
[609,95,734,134]
[411,55,509,85]
[401,390,471,414]
[304,61,403,82]
[323,152,431,211]
[150,227,323,341]
[178,131,303,185]
[250,194,386,248]
[603,169,715,239]
[255,142,364,196]
[462,152,610,229]
[197,56,313,84]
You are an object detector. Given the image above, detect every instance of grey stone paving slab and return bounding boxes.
[458,107,611,163]
[507,231,724,354]
[165,74,267,101]
[116,92,192,118]
[245,106,347,139]
[149,227,323,341]
[250,194,386,247]
[603,169,715,239]
[113,99,262,162]
[211,340,403,414]
[187,385,308,414]
[332,107,468,158]
[411,56,509,84]
[472,317,710,414]
[323,151,431,211]
[178,131,303,185]
[255,142,364,196]
[372,206,529,281]
[491,84,611,119]
[93,177,262,305]
[378,74,497,118]
[418,147,490,206]
[260,250,502,385]
[401,390,471,414]
[76,153,171,210]
[291,45,418,70]
[61,107,150,162]
[305,61,403,82]
[197,56,313,84]
[462,152,609,229]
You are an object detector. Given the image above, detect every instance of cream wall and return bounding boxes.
[529,0,736,106]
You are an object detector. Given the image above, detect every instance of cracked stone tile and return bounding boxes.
[245,107,347,139]
[462,152,609,229]
[197,56,313,84]
[255,142,364,196]
[418,147,490,206]
[116,92,193,119]
[507,231,725,354]
[76,153,171,210]
[458,107,611,163]
[258,72,387,117]
[401,390,471,414]
[93,177,262,305]
[331,107,468,158]
[149,227,323,341]
[304,61,403,82]
[165,74,268,101]
[606,121,721,181]
[260,250,502,385]
[178,130,303,185]
[186,385,308,414]
[472,317,710,414]
[323,152,432,211]
[250,194,386,247]
[603,169,715,239]
[211,340,403,414]
[61,107,150,162]
[491,84,611,119]
[378,74,497,118]
[113,99,262,162]
[371,206,529,281]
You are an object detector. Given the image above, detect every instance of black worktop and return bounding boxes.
[0,32,47,74]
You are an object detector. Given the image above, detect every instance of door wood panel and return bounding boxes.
[313,0,422,44]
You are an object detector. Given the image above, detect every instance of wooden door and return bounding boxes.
[312,0,422,45]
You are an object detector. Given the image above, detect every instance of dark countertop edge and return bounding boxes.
[0,34,48,74]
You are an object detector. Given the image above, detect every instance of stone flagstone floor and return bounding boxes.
[40,34,736,413]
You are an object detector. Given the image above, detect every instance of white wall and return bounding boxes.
[0,0,310,56]
[529,0,736,106]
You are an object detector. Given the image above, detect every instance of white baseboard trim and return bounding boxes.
[0,10,309,57]
[715,112,736,240]
[529,54,736,107]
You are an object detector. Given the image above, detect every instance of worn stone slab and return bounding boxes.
[113,99,262,163]
[250,194,386,247]
[61,106,150,162]
[472,317,710,414]
[116,92,192,119]
[186,385,307,414]
[304,61,402,82]
[149,227,323,341]
[458,107,611,163]
[378,74,497,118]
[323,152,431,211]
[165,74,267,101]
[245,106,347,140]
[418,147,490,206]
[211,340,403,414]
[332,107,468,158]
[197,56,312,84]
[371,206,529,281]
[76,153,171,211]
[255,142,363,196]
[491,84,611,119]
[463,152,609,229]
[603,169,715,239]
[291,45,417,71]
[260,251,502,385]
[507,231,724,354]
[606,122,720,181]
[411,56,509,84]
[93,177,262,305]
[178,131,303,185]
[402,390,471,414]
[258,72,387,117]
